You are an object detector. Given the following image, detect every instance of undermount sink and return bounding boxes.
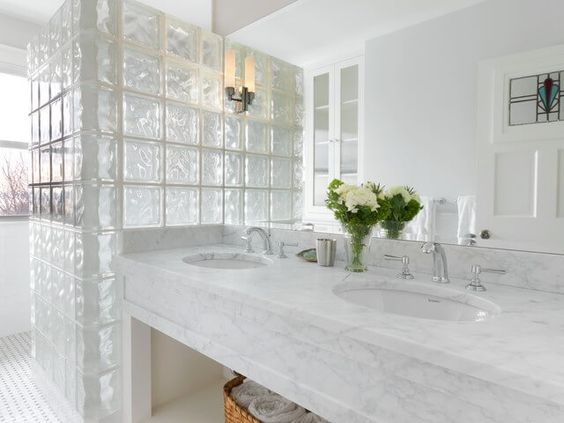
[183,252,272,270]
[334,282,500,322]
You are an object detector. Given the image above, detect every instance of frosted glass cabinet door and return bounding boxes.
[338,64,359,185]
[313,71,331,206]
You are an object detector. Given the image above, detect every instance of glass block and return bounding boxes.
[52,187,64,222]
[201,72,222,110]
[38,30,50,68]
[31,148,39,184]
[65,358,76,406]
[225,152,243,187]
[245,190,268,225]
[166,62,198,104]
[73,0,117,35]
[200,31,223,71]
[271,191,292,221]
[74,231,116,278]
[63,185,74,225]
[31,112,40,145]
[124,48,160,95]
[293,129,304,157]
[76,367,121,420]
[123,1,160,49]
[51,141,64,182]
[271,157,291,189]
[293,159,304,189]
[75,85,117,133]
[201,188,222,224]
[60,0,72,44]
[74,135,118,181]
[124,140,161,182]
[64,228,75,272]
[246,121,268,154]
[75,184,117,230]
[294,68,304,97]
[50,55,62,99]
[271,126,292,157]
[73,34,117,85]
[49,9,62,55]
[271,91,292,124]
[166,187,198,225]
[40,146,50,183]
[124,186,161,227]
[294,100,304,127]
[293,190,303,220]
[166,19,199,63]
[166,103,198,144]
[62,91,74,137]
[38,67,50,108]
[202,111,223,147]
[224,189,242,225]
[39,106,50,144]
[62,274,76,320]
[271,58,292,91]
[123,93,161,139]
[249,50,268,87]
[39,187,51,219]
[248,88,268,120]
[51,98,63,141]
[75,278,119,326]
[225,116,242,150]
[76,324,121,373]
[166,145,198,184]
[201,149,223,186]
[62,46,72,90]
[245,155,269,188]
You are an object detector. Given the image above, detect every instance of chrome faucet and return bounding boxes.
[466,264,506,292]
[420,242,450,283]
[241,227,273,255]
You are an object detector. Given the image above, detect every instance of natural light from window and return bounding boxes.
[0,72,30,216]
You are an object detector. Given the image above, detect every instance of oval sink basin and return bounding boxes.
[334,282,500,322]
[183,253,272,270]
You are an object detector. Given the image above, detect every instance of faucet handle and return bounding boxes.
[278,241,298,259]
[384,255,414,280]
[466,264,506,291]
[241,235,254,253]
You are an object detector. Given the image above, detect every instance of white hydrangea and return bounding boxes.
[386,186,415,203]
[336,184,380,213]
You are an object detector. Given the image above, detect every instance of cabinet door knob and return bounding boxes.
[480,229,491,240]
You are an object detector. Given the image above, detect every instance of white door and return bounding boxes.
[476,45,564,252]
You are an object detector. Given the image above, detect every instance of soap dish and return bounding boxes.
[296,248,317,262]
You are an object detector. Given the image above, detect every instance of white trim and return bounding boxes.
[0,44,26,77]
[0,140,28,149]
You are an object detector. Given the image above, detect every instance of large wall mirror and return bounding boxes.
[228,0,564,255]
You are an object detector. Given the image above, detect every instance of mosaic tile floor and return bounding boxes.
[0,332,61,423]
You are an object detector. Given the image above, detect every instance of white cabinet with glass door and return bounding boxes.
[304,56,363,223]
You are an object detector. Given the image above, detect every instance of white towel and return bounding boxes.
[293,412,331,422]
[405,196,436,242]
[457,195,477,244]
[248,394,306,423]
[231,380,271,408]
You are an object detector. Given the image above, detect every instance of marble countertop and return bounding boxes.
[115,243,564,408]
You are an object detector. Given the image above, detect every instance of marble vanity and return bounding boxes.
[115,228,564,423]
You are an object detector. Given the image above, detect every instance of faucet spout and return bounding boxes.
[421,242,450,283]
[243,227,273,255]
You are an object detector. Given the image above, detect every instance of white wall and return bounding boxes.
[364,0,564,200]
[0,221,30,337]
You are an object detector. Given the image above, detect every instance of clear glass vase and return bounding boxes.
[342,224,374,272]
[380,220,406,240]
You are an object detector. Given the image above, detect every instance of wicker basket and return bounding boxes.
[224,375,261,423]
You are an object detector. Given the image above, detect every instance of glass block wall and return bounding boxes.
[27,0,303,421]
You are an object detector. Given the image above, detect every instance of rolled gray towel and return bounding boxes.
[293,412,331,422]
[231,380,271,408]
[248,394,306,423]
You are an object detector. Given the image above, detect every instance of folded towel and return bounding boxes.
[231,380,271,409]
[457,195,477,244]
[248,394,306,423]
[405,196,436,241]
[293,412,331,422]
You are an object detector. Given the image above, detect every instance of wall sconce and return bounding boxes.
[225,49,255,113]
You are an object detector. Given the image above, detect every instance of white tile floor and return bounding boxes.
[0,333,61,423]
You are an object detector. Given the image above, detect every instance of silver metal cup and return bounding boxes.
[316,238,337,267]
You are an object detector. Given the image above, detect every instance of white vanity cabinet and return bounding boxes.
[304,56,364,223]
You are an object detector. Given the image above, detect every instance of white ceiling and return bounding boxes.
[228,0,488,67]
[0,0,62,23]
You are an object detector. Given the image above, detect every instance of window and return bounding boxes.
[0,72,30,216]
